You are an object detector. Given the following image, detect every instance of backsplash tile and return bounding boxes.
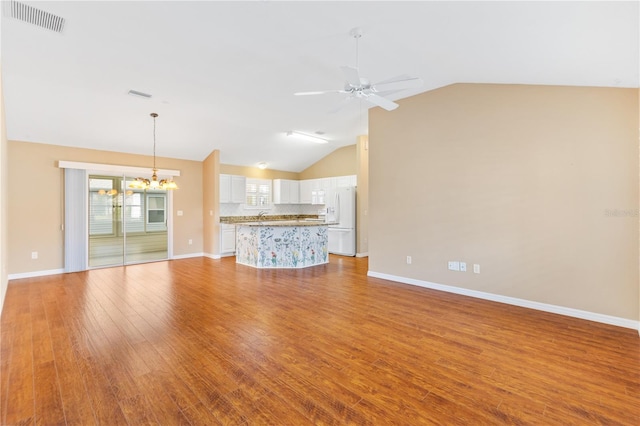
[220,203,321,217]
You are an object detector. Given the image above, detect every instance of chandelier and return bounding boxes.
[129,113,178,190]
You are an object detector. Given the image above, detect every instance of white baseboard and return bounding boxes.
[203,253,221,260]
[367,271,640,332]
[8,268,65,281]
[172,252,206,260]
[356,252,369,258]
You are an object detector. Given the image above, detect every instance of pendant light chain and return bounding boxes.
[128,112,178,191]
[152,112,158,171]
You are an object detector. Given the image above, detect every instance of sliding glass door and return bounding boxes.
[88,175,168,267]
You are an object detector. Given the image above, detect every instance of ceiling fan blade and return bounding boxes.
[341,66,362,88]
[365,93,399,111]
[294,89,345,96]
[373,77,423,93]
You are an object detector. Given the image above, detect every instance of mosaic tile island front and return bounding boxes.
[236,222,329,268]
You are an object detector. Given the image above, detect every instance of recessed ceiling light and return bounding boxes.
[257,162,268,169]
[286,130,328,144]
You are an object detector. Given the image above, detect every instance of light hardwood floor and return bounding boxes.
[1,256,638,425]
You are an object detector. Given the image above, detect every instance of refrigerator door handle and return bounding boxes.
[335,192,340,224]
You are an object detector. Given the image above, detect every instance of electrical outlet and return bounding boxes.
[460,262,467,272]
[448,261,460,271]
[188,239,193,245]
[406,256,412,265]
[473,264,480,274]
[31,251,38,260]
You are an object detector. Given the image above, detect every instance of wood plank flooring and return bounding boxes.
[1,256,639,425]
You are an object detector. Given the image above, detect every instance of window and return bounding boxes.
[89,176,167,235]
[89,178,115,235]
[124,190,145,233]
[245,178,271,208]
[146,194,167,232]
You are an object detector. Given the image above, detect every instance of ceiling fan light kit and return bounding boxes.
[286,131,328,144]
[293,27,423,112]
[129,113,179,191]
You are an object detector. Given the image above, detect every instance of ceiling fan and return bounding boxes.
[294,28,423,111]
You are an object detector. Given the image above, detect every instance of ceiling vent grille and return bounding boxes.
[3,1,65,33]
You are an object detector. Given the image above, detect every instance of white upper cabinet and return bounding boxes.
[336,175,357,187]
[299,180,313,204]
[230,175,246,203]
[220,174,246,204]
[298,175,356,205]
[289,180,300,204]
[220,174,231,203]
[273,179,300,204]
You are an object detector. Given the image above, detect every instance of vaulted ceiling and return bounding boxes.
[2,1,638,172]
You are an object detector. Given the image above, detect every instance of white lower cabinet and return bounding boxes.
[221,224,236,256]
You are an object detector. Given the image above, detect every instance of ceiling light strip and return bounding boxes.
[128,90,152,99]
[286,131,328,144]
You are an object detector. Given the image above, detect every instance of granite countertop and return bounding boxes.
[221,214,318,224]
[237,219,336,227]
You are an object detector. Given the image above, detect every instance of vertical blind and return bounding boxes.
[64,168,87,272]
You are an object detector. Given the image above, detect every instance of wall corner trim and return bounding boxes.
[367,271,640,331]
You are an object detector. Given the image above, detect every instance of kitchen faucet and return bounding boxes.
[258,211,267,220]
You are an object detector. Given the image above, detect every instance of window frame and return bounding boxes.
[245,178,272,209]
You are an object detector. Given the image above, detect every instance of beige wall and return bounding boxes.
[203,150,220,256]
[220,164,299,180]
[369,83,639,321]
[356,136,369,255]
[8,141,203,275]
[0,71,7,313]
[298,145,357,179]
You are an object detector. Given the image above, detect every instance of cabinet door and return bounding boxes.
[220,174,231,203]
[299,180,312,204]
[289,180,300,204]
[221,227,236,254]
[336,175,353,188]
[273,179,292,204]
[273,179,284,204]
[230,175,246,203]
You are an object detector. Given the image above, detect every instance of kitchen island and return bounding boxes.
[235,221,329,268]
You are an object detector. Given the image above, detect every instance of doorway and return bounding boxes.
[88,175,168,267]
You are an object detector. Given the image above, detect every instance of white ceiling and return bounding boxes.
[2,1,638,172]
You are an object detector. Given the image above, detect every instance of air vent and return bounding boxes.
[3,1,65,33]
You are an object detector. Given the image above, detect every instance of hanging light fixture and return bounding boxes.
[129,113,178,191]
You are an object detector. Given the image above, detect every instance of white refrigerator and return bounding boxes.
[327,186,356,256]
